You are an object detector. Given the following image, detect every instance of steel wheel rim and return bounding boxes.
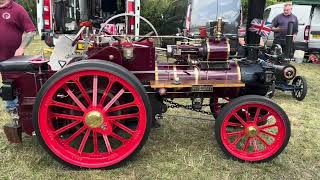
[293,78,303,98]
[38,70,147,168]
[220,103,286,161]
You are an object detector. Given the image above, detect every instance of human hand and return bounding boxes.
[14,48,25,56]
[272,27,282,32]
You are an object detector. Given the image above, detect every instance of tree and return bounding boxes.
[16,0,37,25]
[140,0,178,34]
[241,0,289,18]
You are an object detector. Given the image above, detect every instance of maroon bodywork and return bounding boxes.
[1,37,238,135]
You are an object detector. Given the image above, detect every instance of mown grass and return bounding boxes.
[0,37,319,179]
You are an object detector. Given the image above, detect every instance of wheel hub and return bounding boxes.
[246,126,258,137]
[85,111,104,128]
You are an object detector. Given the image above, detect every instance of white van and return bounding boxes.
[36,0,141,47]
[263,3,320,54]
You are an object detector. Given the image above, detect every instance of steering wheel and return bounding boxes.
[98,13,160,43]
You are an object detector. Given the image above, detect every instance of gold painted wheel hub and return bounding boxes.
[246,126,258,137]
[85,111,104,128]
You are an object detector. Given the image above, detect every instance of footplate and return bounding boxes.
[3,123,22,143]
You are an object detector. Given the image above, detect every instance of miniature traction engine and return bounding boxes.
[0,0,291,169]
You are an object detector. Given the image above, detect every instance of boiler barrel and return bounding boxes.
[156,61,241,82]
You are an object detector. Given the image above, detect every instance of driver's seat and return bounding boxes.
[0,56,46,72]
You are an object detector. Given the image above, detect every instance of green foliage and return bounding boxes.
[16,0,37,25]
[140,0,177,34]
[241,0,289,18]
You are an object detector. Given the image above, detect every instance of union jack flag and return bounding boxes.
[249,19,272,37]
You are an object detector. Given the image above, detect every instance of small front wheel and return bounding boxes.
[292,76,307,101]
[215,95,291,162]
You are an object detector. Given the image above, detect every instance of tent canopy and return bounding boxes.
[293,0,320,5]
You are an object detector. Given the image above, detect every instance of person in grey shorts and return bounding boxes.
[271,3,298,53]
[0,0,36,120]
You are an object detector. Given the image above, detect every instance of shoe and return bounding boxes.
[8,107,19,125]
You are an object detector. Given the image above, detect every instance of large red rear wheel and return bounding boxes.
[215,95,290,162]
[33,60,152,168]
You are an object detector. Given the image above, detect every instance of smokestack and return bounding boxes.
[246,0,266,60]
[285,22,294,59]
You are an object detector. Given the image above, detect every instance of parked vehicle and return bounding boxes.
[160,0,241,53]
[263,3,320,54]
[37,0,140,47]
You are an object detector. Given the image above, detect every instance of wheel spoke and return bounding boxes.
[259,123,277,130]
[92,75,98,107]
[243,137,251,152]
[103,135,113,153]
[226,122,243,127]
[245,107,251,122]
[78,129,91,154]
[74,78,92,105]
[256,135,270,148]
[63,86,87,111]
[226,130,244,137]
[50,101,82,111]
[298,79,302,85]
[108,112,139,121]
[103,88,125,112]
[54,121,81,135]
[107,101,137,113]
[64,126,87,144]
[258,113,271,124]
[260,130,277,138]
[99,79,115,106]
[50,113,83,121]
[110,132,127,143]
[253,107,261,124]
[252,138,259,152]
[231,134,244,146]
[113,121,134,135]
[93,131,99,153]
[233,112,247,126]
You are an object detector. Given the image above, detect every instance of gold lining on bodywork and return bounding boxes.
[206,40,211,61]
[226,38,231,60]
[173,65,178,80]
[235,61,241,81]
[155,61,159,81]
[194,66,200,84]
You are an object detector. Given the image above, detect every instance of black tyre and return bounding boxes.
[33,60,152,169]
[291,76,307,101]
[215,95,291,162]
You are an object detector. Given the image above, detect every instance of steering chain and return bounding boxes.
[161,99,215,122]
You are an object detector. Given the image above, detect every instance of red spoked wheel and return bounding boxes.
[33,60,152,169]
[215,95,290,162]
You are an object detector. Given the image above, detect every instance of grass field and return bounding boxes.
[0,37,319,179]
